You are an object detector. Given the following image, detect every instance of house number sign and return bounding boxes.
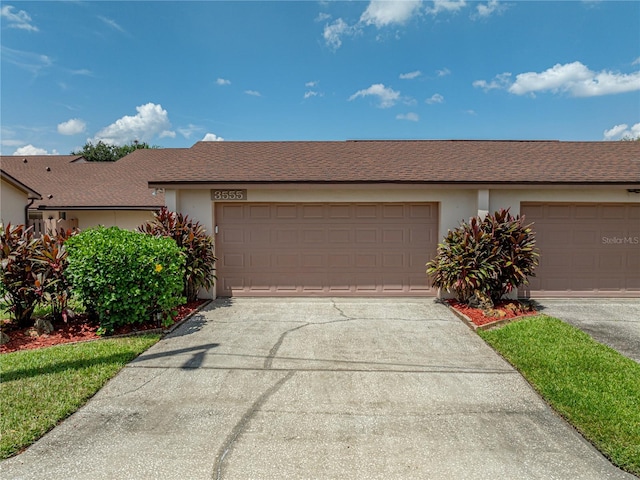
[211,189,247,201]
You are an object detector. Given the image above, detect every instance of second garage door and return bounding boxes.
[521,203,640,297]
[215,202,438,296]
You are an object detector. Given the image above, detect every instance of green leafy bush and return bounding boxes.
[138,207,216,302]
[427,209,539,305]
[65,227,185,333]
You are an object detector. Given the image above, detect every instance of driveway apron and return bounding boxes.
[1,298,634,480]
[537,298,640,363]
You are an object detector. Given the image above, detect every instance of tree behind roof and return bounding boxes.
[71,140,156,162]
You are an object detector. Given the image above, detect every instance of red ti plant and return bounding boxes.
[0,224,42,328]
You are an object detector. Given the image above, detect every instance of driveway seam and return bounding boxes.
[212,370,295,480]
[264,323,309,369]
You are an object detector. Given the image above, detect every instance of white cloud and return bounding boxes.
[13,144,58,155]
[315,12,331,22]
[400,70,422,80]
[202,133,224,142]
[1,46,52,75]
[508,62,640,97]
[1,5,38,31]
[304,91,319,99]
[94,103,174,145]
[436,67,451,77]
[425,93,444,104]
[159,130,176,138]
[465,109,477,116]
[349,83,400,108]
[360,0,422,28]
[603,123,640,140]
[426,0,467,15]
[305,80,318,87]
[98,15,126,34]
[244,90,261,97]
[71,69,92,76]
[178,124,201,139]
[633,57,640,66]
[396,112,419,122]
[57,118,86,136]
[472,72,512,91]
[216,78,231,85]
[473,0,506,19]
[323,18,355,50]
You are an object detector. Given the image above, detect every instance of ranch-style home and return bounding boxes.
[2,140,639,299]
[148,140,640,299]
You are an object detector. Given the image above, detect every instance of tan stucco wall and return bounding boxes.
[66,210,156,231]
[1,179,27,227]
[489,189,640,215]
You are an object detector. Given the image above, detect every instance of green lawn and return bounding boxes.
[479,315,640,476]
[0,335,160,459]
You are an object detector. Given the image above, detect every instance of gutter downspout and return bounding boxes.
[25,199,35,227]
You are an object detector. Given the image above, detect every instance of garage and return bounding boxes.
[215,202,438,296]
[522,203,640,297]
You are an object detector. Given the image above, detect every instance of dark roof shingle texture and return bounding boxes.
[149,140,640,185]
[1,150,185,210]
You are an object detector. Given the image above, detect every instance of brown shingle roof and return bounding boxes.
[1,150,185,210]
[148,140,640,185]
[1,169,42,199]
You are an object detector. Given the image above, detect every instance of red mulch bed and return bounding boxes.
[0,300,207,354]
[446,299,536,328]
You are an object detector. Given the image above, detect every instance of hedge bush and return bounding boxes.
[138,207,216,301]
[65,227,185,333]
[427,209,539,305]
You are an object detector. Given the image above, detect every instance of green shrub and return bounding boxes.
[65,227,185,333]
[138,207,216,302]
[427,209,539,305]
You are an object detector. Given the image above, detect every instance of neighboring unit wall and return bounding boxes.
[489,189,640,215]
[66,210,157,230]
[1,179,28,227]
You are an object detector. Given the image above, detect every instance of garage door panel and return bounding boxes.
[382,229,404,243]
[216,202,437,296]
[328,229,350,243]
[329,205,350,218]
[249,205,271,219]
[355,229,377,243]
[521,203,639,297]
[410,204,435,219]
[383,204,404,218]
[355,254,377,268]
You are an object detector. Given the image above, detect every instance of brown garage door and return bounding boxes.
[215,202,438,296]
[521,203,640,297]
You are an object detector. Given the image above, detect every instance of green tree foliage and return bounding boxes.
[427,209,539,305]
[65,227,185,334]
[71,140,155,162]
[138,208,216,302]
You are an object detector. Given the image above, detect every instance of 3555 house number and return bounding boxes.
[211,189,247,201]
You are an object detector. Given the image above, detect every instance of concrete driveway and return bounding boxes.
[537,298,640,363]
[2,298,634,480]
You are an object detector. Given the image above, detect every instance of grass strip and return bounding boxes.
[479,315,640,476]
[0,334,160,459]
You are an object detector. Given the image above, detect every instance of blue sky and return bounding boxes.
[1,1,639,156]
